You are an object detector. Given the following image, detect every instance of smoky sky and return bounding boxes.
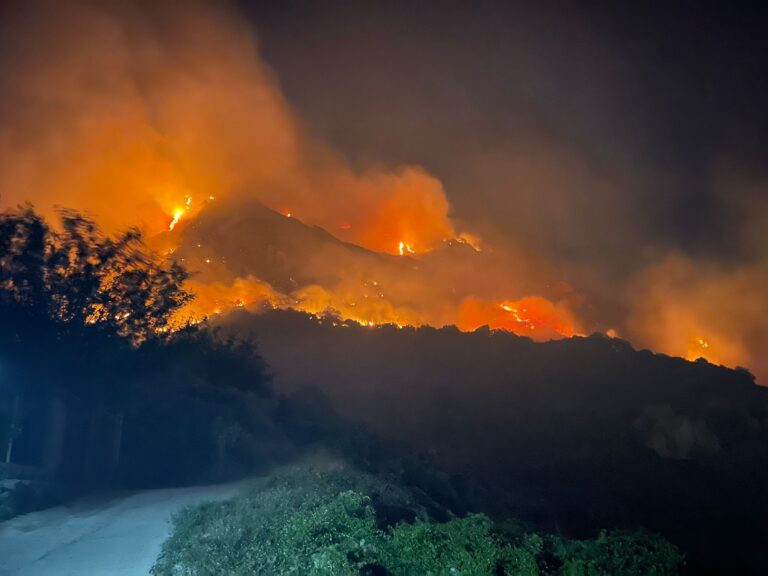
[241,0,767,259]
[238,0,768,378]
[1,0,767,379]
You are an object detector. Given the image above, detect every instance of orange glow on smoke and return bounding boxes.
[4,1,765,382]
[169,276,283,328]
[343,169,457,255]
[0,0,602,371]
[457,296,579,341]
[686,335,716,363]
[171,276,425,331]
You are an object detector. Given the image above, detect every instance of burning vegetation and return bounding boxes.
[0,0,582,347]
[0,0,762,380]
[2,3,768,575]
[1,211,767,574]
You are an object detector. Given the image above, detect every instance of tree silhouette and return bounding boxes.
[0,206,191,341]
[0,207,276,487]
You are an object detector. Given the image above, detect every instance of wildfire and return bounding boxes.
[168,195,193,231]
[158,196,583,344]
[500,303,534,329]
[169,209,184,231]
[456,232,481,251]
[150,187,589,348]
[686,334,714,362]
[169,275,284,328]
[1,3,760,386]
[457,296,578,341]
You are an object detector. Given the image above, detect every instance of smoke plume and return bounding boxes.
[1,0,766,381]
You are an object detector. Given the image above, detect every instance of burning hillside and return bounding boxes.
[0,0,765,380]
[0,0,578,341]
[157,197,579,337]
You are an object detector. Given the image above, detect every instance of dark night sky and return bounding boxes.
[239,0,768,265]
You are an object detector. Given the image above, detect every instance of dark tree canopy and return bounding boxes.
[0,207,191,341]
[0,207,277,489]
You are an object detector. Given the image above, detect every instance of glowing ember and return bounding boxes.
[686,334,716,363]
[398,242,416,255]
[456,232,481,251]
[499,303,535,330]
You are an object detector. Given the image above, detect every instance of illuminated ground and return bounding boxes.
[0,482,244,576]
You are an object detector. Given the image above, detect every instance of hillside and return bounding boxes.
[219,309,768,575]
[152,197,567,332]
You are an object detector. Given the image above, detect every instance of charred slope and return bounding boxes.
[220,309,768,576]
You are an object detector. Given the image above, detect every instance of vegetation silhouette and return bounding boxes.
[0,208,763,574]
[0,208,281,493]
[0,206,190,341]
[221,309,768,576]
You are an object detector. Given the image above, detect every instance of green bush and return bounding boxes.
[151,464,681,576]
[499,534,542,576]
[151,465,410,576]
[554,532,683,576]
[153,487,378,575]
[381,514,502,575]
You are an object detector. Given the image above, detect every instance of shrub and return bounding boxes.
[381,514,501,575]
[151,465,681,576]
[553,531,683,576]
[153,487,378,575]
[152,465,405,576]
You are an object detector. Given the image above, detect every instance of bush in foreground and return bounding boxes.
[151,464,682,576]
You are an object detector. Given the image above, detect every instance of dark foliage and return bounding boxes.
[0,208,282,488]
[0,208,760,574]
[152,464,683,576]
[220,309,768,576]
[0,206,190,341]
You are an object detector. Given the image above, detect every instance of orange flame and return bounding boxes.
[0,1,584,355]
[168,209,184,231]
[168,195,193,231]
[457,296,579,341]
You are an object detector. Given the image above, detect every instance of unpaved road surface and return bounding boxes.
[0,482,243,576]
